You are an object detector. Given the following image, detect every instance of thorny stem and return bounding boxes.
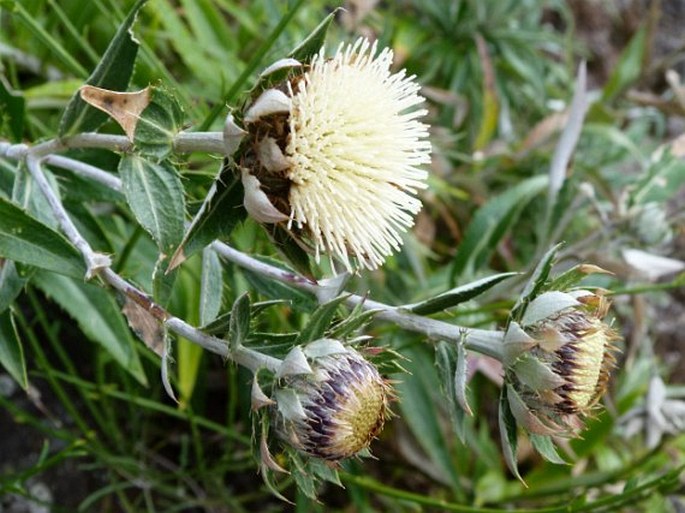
[0,133,505,362]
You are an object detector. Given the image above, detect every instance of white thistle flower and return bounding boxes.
[242,38,431,271]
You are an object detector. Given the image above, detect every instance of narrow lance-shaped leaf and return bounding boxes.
[169,159,245,270]
[403,272,518,315]
[227,292,251,350]
[529,434,567,465]
[161,331,178,403]
[295,295,348,345]
[498,386,523,482]
[34,271,147,385]
[435,341,467,443]
[0,310,28,390]
[454,333,473,416]
[119,155,185,256]
[200,248,223,326]
[547,61,588,208]
[602,25,647,103]
[0,197,85,279]
[511,243,562,322]
[288,8,340,63]
[59,0,148,135]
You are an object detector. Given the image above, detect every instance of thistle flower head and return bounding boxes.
[271,340,391,460]
[240,38,431,271]
[503,290,620,436]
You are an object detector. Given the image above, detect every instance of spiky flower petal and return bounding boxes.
[241,38,431,271]
[504,291,620,435]
[273,341,391,460]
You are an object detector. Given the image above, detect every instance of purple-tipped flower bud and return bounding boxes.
[273,340,391,460]
[504,291,620,435]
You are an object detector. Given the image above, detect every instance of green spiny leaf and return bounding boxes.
[227,292,250,350]
[169,159,245,270]
[119,155,185,255]
[0,197,85,279]
[33,271,147,385]
[404,272,518,315]
[59,0,148,135]
[134,86,185,160]
[296,295,348,344]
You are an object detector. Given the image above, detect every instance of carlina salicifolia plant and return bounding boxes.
[0,3,630,503]
[234,37,432,271]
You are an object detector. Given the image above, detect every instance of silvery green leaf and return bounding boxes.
[302,338,347,359]
[402,272,518,315]
[227,292,250,350]
[503,321,536,365]
[161,331,178,403]
[512,243,562,320]
[295,295,348,344]
[251,376,275,410]
[276,346,312,378]
[646,375,668,449]
[119,155,185,254]
[622,248,685,281]
[498,386,523,482]
[454,336,473,416]
[507,384,558,436]
[260,58,301,77]
[512,353,565,391]
[529,434,567,465]
[521,291,579,326]
[435,342,466,443]
[275,388,306,420]
[315,272,351,304]
[223,114,246,156]
[547,61,588,209]
[199,248,222,326]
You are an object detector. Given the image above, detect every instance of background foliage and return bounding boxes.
[1,0,685,511]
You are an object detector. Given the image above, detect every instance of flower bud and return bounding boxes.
[504,291,619,435]
[272,340,390,460]
[238,38,431,271]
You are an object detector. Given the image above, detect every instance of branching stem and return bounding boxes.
[1,132,505,363]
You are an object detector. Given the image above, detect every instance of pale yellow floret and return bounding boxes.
[286,38,431,270]
[567,324,608,409]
